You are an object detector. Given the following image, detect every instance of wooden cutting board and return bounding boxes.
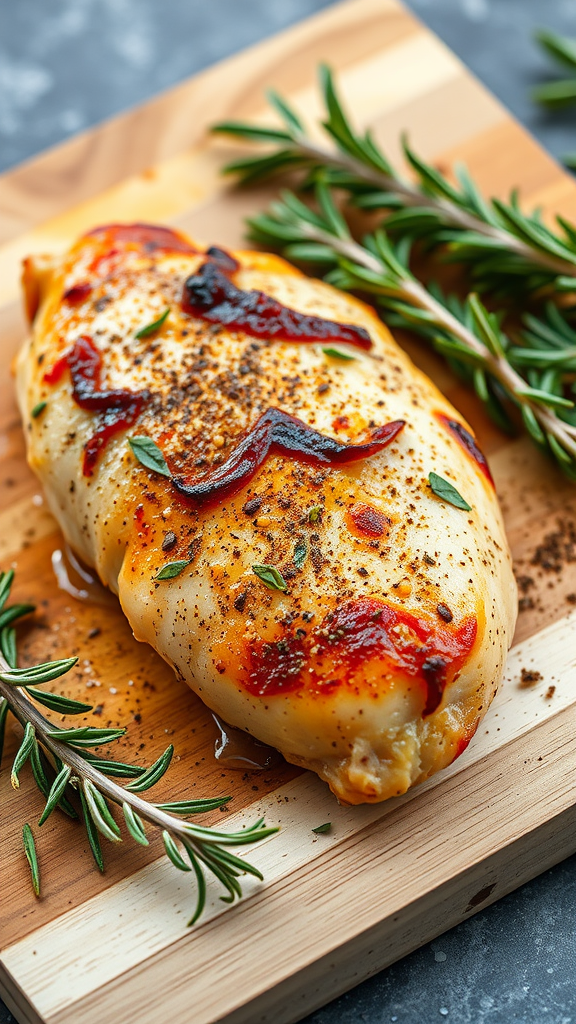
[1,2,576,1022]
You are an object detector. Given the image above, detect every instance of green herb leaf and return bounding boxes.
[128,436,170,477]
[26,686,93,715]
[38,765,72,826]
[312,822,332,834]
[0,603,36,631]
[252,564,288,592]
[23,823,40,897]
[1,626,17,668]
[322,346,356,361]
[152,560,191,581]
[82,780,122,842]
[80,755,146,779]
[79,785,105,872]
[155,795,231,815]
[29,741,77,819]
[186,849,207,926]
[11,722,35,789]
[45,725,126,747]
[308,505,323,523]
[135,307,171,339]
[1,655,77,685]
[0,698,9,767]
[126,744,174,792]
[162,830,191,872]
[0,570,15,612]
[31,401,47,419]
[293,539,307,569]
[122,802,149,846]
[428,472,472,512]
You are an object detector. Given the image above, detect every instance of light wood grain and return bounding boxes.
[2,608,575,1022]
[1,0,576,1021]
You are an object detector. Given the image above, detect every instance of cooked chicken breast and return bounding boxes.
[16,223,516,804]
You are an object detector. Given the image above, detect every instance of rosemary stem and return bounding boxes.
[297,221,576,458]
[0,667,236,848]
[277,135,575,278]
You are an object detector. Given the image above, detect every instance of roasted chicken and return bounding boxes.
[16,224,517,804]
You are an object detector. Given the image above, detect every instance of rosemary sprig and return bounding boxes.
[533,29,576,107]
[213,65,576,295]
[533,30,576,170]
[0,569,277,924]
[245,184,576,479]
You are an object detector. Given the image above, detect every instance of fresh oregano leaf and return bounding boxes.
[428,472,472,512]
[153,560,191,581]
[252,564,288,592]
[312,822,332,834]
[135,307,170,339]
[128,436,170,477]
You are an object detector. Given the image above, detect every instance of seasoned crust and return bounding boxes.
[16,224,517,804]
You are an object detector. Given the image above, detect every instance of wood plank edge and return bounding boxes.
[223,805,576,1024]
[44,705,575,1024]
[0,967,44,1024]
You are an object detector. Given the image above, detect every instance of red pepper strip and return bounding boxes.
[172,408,405,507]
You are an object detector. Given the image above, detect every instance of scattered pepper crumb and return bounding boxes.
[519,667,543,688]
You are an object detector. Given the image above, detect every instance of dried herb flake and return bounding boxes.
[312,822,332,834]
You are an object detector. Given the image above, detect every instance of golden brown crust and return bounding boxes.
[16,224,517,804]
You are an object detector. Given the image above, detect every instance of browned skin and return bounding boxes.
[15,224,517,804]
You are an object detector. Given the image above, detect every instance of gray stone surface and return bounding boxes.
[1,2,575,1023]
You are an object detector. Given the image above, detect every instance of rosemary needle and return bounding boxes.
[0,570,278,922]
[242,182,576,480]
[213,64,576,296]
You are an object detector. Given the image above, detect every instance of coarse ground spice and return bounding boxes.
[519,667,543,688]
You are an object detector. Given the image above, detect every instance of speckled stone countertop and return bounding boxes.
[1,2,575,1022]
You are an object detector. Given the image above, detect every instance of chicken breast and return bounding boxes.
[16,223,517,805]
